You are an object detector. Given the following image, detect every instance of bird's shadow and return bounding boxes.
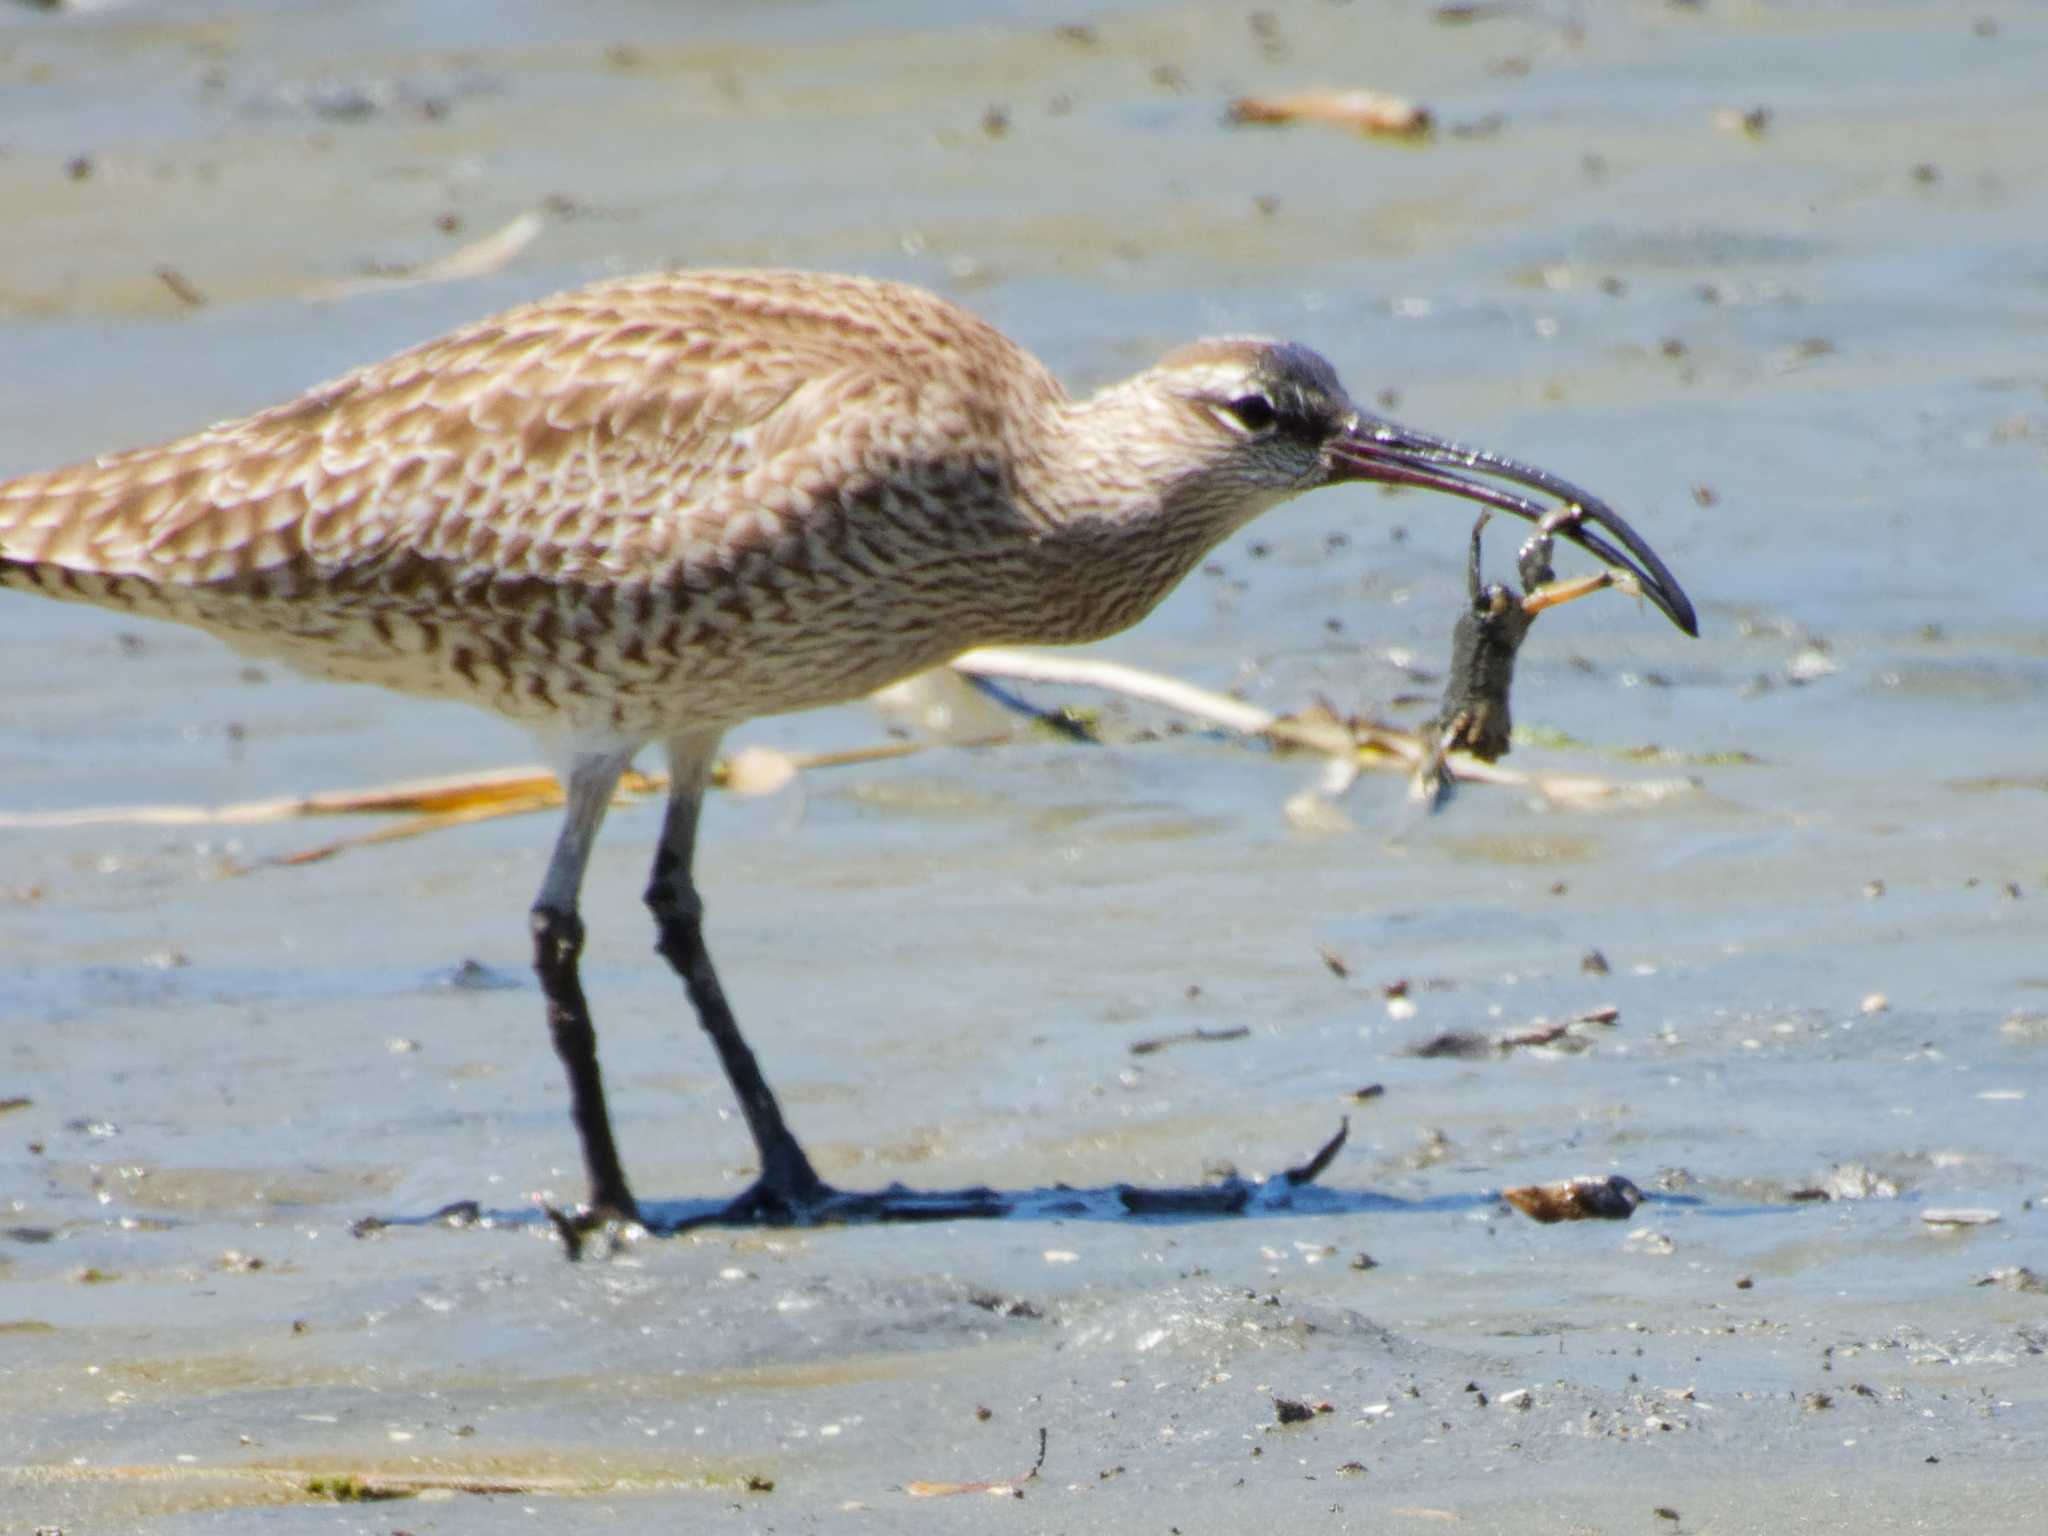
[359,1178,1459,1247]
[349,1120,1719,1254]
[353,1183,1717,1255]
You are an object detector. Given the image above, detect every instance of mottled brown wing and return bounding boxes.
[0,270,1032,605]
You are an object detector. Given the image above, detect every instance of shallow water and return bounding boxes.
[2,1,2044,1531]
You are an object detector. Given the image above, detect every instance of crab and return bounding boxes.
[1415,507,1645,803]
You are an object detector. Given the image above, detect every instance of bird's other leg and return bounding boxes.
[648,733,831,1221]
[533,747,640,1226]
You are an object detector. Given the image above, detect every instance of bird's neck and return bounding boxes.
[1000,395,1286,644]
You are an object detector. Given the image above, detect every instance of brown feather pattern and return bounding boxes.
[0,269,1331,740]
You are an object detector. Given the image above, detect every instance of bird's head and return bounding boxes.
[1079,337,1696,635]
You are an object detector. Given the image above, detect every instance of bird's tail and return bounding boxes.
[4,471,143,618]
[0,444,248,623]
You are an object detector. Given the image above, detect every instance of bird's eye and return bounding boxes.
[1223,394,1278,432]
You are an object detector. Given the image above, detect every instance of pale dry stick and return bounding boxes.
[256,741,939,869]
[0,645,1666,845]
[307,210,547,302]
[0,764,627,830]
[0,650,1284,833]
[1229,89,1433,138]
[956,646,1659,808]
[268,792,574,869]
[0,268,1696,1234]
[904,1426,1049,1499]
[0,742,933,855]
[0,1459,725,1504]
[0,745,915,834]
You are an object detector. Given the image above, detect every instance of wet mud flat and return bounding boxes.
[3,1,2047,1531]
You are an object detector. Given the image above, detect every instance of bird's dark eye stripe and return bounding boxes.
[1225,394,1277,431]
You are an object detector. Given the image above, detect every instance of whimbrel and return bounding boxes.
[0,269,1696,1232]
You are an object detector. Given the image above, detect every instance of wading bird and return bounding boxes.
[0,270,1695,1233]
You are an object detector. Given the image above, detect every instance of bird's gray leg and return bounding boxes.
[648,733,830,1218]
[533,747,640,1223]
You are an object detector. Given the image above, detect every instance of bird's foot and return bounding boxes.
[716,1173,836,1227]
[541,1194,645,1261]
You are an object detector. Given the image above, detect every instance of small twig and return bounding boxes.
[904,1427,1048,1499]
[308,210,545,301]
[956,647,1672,809]
[1128,1024,1251,1056]
[956,646,1281,733]
[0,765,594,830]
[264,795,563,869]
[1117,1119,1348,1214]
[155,265,207,308]
[1284,1116,1350,1185]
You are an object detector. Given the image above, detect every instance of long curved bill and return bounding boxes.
[1326,413,1698,637]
